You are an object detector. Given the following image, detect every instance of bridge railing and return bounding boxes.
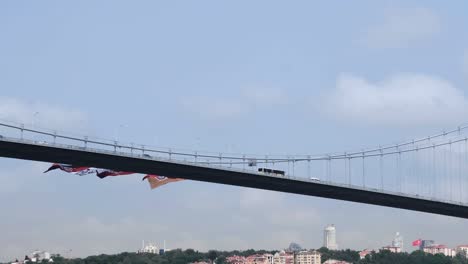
[2,119,468,206]
[2,130,467,208]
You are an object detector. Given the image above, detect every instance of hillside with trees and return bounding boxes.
[5,248,468,264]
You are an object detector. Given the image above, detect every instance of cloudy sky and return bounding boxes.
[1,0,468,261]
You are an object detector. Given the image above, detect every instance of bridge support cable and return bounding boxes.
[396,150,401,193]
[449,142,453,202]
[431,144,435,199]
[465,139,468,203]
[444,146,448,201]
[293,160,296,177]
[349,157,352,186]
[362,153,365,188]
[379,149,383,191]
[459,142,462,203]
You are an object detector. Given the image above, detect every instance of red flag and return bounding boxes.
[44,163,92,175]
[412,239,422,246]
[142,175,184,189]
[96,169,133,179]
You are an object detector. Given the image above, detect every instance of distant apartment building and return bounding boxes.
[11,251,54,263]
[273,251,294,264]
[245,254,273,264]
[324,225,338,250]
[380,232,403,253]
[381,246,401,253]
[419,240,435,251]
[294,250,321,264]
[456,245,468,257]
[227,255,247,264]
[323,260,351,264]
[359,249,372,259]
[423,245,456,257]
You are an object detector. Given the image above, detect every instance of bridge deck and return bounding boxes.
[0,138,468,219]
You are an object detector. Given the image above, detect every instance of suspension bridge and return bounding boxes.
[1,120,468,218]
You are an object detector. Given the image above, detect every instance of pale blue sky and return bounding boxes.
[1,1,468,261]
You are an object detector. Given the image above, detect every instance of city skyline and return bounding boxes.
[8,225,468,262]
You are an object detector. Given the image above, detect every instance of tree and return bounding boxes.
[207,250,218,262]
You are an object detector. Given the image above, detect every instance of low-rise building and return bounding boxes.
[359,249,372,259]
[381,246,401,253]
[11,251,54,263]
[423,245,456,257]
[273,251,294,264]
[294,250,320,264]
[323,260,351,264]
[456,245,468,258]
[227,255,247,264]
[246,254,273,264]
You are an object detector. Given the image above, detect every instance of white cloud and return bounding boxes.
[361,7,440,48]
[463,50,468,77]
[322,73,468,126]
[0,96,88,131]
[180,87,288,120]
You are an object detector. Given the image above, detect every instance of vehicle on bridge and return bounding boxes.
[248,159,257,167]
[258,167,285,176]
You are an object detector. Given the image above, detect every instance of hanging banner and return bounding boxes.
[44,163,94,175]
[142,175,184,189]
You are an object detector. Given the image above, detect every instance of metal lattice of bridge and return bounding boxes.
[1,119,468,218]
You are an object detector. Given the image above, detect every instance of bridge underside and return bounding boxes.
[1,140,468,219]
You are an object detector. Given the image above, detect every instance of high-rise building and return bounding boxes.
[323,224,338,250]
[392,232,404,251]
[420,240,434,251]
[381,232,404,253]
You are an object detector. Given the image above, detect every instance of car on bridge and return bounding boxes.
[258,168,285,176]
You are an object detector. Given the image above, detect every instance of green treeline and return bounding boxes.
[319,247,468,264]
[7,248,468,264]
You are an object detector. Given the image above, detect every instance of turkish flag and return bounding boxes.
[412,239,422,246]
[95,169,133,178]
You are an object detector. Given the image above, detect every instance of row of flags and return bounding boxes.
[44,163,184,189]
